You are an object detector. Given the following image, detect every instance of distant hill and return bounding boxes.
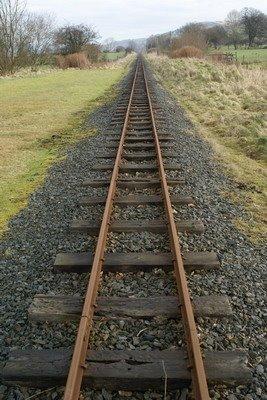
[113,22,222,50]
[113,38,147,51]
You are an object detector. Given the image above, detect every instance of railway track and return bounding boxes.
[1,57,251,399]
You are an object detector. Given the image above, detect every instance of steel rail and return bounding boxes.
[142,61,210,399]
[63,60,140,400]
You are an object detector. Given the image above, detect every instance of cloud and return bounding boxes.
[26,0,267,40]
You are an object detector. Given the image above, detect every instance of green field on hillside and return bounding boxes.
[0,62,130,232]
[209,46,267,65]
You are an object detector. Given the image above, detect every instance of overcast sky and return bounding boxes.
[27,0,267,41]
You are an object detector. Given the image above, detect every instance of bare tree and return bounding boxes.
[102,37,115,52]
[26,12,55,65]
[0,0,28,72]
[55,24,99,55]
[0,0,55,73]
[181,23,206,49]
[128,39,136,52]
[84,43,101,62]
[241,7,266,47]
[146,35,157,52]
[171,23,207,51]
[225,10,243,49]
[180,22,206,36]
[205,25,227,49]
[153,33,172,54]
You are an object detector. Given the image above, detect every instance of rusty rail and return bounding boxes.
[63,60,140,400]
[63,57,209,399]
[142,62,210,399]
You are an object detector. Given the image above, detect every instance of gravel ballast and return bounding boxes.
[0,60,265,400]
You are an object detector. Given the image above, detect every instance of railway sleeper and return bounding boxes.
[82,179,185,188]
[53,251,220,274]
[78,194,193,206]
[105,138,170,143]
[99,154,157,160]
[110,131,171,135]
[128,122,153,127]
[106,143,171,149]
[129,117,152,121]
[1,348,251,389]
[70,219,205,235]
[103,135,170,139]
[28,294,232,322]
[91,163,180,172]
[128,107,151,111]
[96,152,176,160]
[108,137,172,143]
[127,127,158,131]
[129,113,153,117]
[111,117,152,123]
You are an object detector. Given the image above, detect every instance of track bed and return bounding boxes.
[1,57,263,400]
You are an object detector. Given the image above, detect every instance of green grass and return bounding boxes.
[208,46,267,65]
[105,51,126,61]
[147,54,267,242]
[0,60,132,233]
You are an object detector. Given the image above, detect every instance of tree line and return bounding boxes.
[0,0,104,74]
[146,7,267,53]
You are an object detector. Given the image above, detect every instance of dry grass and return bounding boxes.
[147,54,267,242]
[56,52,91,69]
[171,46,203,59]
[171,31,207,52]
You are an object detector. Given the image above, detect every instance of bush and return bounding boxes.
[55,55,65,69]
[85,44,101,63]
[56,52,91,69]
[170,30,207,53]
[171,46,203,59]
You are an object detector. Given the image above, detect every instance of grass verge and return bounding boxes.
[0,56,133,233]
[147,54,266,243]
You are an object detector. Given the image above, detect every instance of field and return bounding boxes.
[147,54,266,242]
[0,60,131,233]
[208,46,267,65]
[105,51,126,61]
